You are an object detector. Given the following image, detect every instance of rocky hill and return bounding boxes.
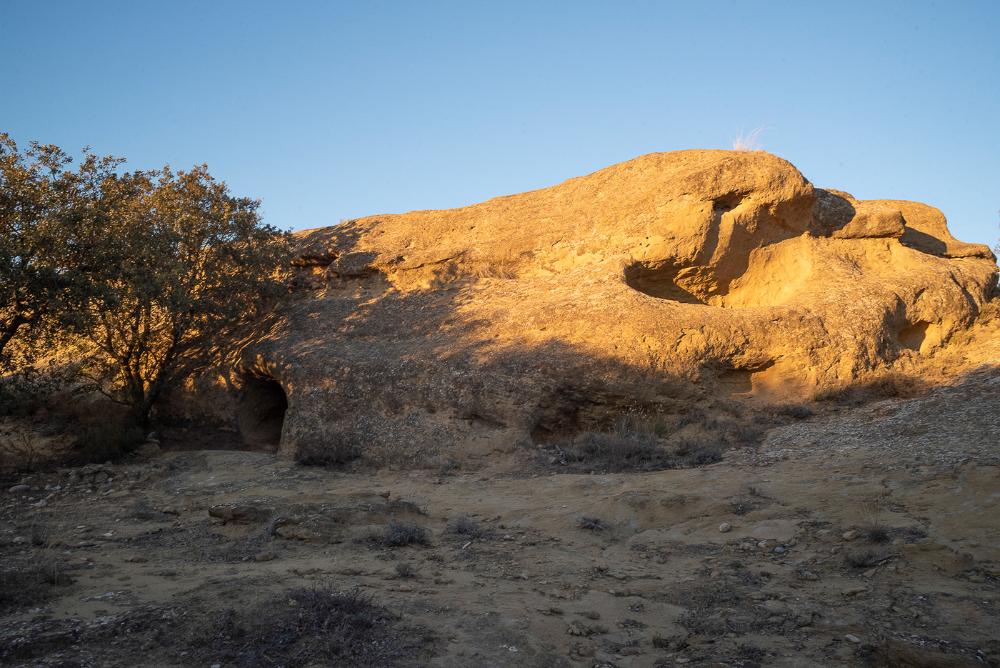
[228,150,996,460]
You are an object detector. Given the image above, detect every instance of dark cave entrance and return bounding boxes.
[236,374,288,450]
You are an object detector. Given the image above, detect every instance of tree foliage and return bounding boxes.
[0,133,292,425]
[0,134,121,366]
[78,165,291,423]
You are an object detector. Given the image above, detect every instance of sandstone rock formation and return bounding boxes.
[234,150,997,459]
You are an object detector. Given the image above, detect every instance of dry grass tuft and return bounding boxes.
[732,127,765,151]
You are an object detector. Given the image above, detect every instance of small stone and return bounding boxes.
[844,634,861,644]
[842,530,859,541]
[773,546,786,554]
[8,484,30,493]
[718,522,732,533]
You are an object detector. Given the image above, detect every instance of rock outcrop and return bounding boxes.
[234,150,997,459]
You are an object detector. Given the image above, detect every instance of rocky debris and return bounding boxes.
[184,149,995,459]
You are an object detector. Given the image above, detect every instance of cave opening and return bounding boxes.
[236,374,288,450]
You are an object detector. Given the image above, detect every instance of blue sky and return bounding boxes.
[2,1,997,245]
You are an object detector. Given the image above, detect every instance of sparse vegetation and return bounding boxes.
[814,372,929,405]
[674,438,724,466]
[0,552,72,613]
[0,429,45,472]
[377,521,430,548]
[861,497,891,543]
[196,587,425,667]
[558,430,671,472]
[394,562,416,579]
[446,516,491,540]
[577,516,609,531]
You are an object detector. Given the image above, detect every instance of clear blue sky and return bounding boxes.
[2,1,997,246]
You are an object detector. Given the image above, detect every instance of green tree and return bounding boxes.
[0,133,119,367]
[78,164,291,425]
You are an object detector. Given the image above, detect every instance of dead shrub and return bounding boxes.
[674,438,724,466]
[376,521,429,548]
[446,516,491,540]
[0,430,46,473]
[559,430,671,472]
[0,552,72,612]
[196,587,426,667]
[577,516,609,531]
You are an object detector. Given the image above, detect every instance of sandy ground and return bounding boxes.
[2,369,999,667]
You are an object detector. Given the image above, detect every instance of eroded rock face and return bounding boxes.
[239,150,997,458]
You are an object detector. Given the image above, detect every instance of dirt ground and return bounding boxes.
[2,368,999,667]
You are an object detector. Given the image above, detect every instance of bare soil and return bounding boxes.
[2,369,999,667]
